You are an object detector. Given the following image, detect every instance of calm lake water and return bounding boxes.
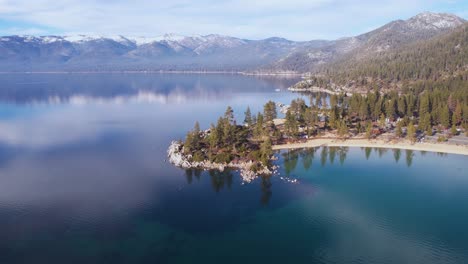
[0,73,467,264]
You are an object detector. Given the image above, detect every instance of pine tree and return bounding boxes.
[209,123,218,150]
[284,110,298,139]
[379,113,386,128]
[419,93,430,118]
[396,121,403,138]
[440,106,451,128]
[244,106,253,126]
[216,117,225,146]
[407,121,416,143]
[385,99,396,119]
[254,113,265,139]
[263,101,277,123]
[304,108,318,136]
[420,112,432,132]
[337,120,349,138]
[260,137,273,165]
[397,97,406,117]
[329,107,338,129]
[184,132,194,154]
[359,100,369,120]
[464,104,468,125]
[454,102,463,125]
[222,119,233,147]
[365,122,373,139]
[406,95,414,117]
[192,121,201,148]
[425,121,433,136]
[450,124,458,136]
[373,99,383,120]
[224,106,234,125]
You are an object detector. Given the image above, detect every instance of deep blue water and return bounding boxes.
[0,73,467,264]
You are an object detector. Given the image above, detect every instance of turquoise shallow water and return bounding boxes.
[0,74,467,264]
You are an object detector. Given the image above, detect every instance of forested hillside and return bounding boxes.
[321,22,468,88]
[296,22,467,94]
[268,12,466,73]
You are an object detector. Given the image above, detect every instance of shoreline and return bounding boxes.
[272,138,468,156]
[0,70,304,77]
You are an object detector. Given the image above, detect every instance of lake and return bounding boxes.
[0,73,467,264]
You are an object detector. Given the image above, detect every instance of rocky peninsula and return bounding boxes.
[167,141,276,183]
[167,103,280,183]
[168,91,467,182]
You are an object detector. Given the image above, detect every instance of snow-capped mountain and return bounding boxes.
[0,12,465,72]
[406,12,465,30]
[0,32,315,71]
[269,12,466,72]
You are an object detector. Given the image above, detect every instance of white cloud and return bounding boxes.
[0,0,465,40]
[0,26,49,35]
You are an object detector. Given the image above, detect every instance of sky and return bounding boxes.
[0,0,466,41]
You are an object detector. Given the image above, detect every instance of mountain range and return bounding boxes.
[0,12,465,73]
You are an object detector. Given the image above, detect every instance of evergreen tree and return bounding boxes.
[397,97,407,117]
[329,107,338,129]
[184,132,194,154]
[365,122,373,139]
[379,113,386,128]
[222,119,233,147]
[254,113,265,139]
[406,95,414,117]
[284,110,298,139]
[407,121,416,143]
[373,99,383,120]
[244,106,253,126]
[224,106,234,125]
[451,124,458,136]
[260,137,273,165]
[396,121,403,138]
[337,120,349,138]
[216,117,225,146]
[209,123,218,150]
[440,106,451,128]
[304,108,318,136]
[454,102,463,125]
[359,100,369,120]
[464,104,468,125]
[419,93,430,118]
[290,98,306,123]
[192,121,201,149]
[385,99,396,119]
[263,101,277,123]
[425,121,433,136]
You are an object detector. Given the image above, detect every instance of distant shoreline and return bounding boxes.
[273,138,468,156]
[0,70,304,77]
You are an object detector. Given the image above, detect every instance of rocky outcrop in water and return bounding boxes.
[167,141,276,183]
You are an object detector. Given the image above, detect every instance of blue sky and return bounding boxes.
[0,0,466,40]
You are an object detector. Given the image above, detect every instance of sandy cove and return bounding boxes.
[273,138,468,156]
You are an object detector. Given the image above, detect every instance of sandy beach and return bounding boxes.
[273,138,468,156]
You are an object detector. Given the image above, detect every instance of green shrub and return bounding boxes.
[250,162,262,172]
[437,136,448,142]
[193,151,205,162]
[214,152,232,163]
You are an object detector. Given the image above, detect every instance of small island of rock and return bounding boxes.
[167,104,279,182]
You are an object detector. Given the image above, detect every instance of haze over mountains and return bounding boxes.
[0,12,465,73]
